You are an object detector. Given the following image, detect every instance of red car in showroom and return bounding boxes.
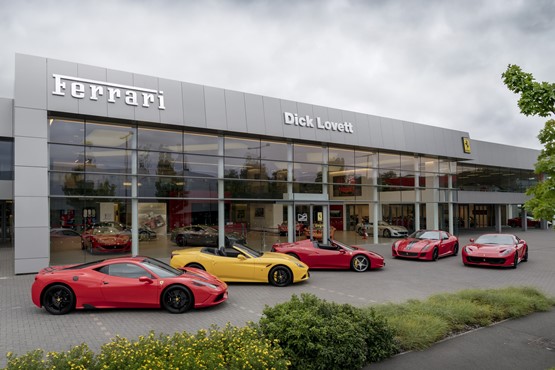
[271,238,384,272]
[462,233,528,268]
[507,216,540,228]
[81,226,131,254]
[392,230,459,261]
[32,256,228,315]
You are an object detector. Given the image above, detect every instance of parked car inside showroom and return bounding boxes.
[392,230,459,261]
[356,220,408,238]
[81,226,131,254]
[170,225,246,247]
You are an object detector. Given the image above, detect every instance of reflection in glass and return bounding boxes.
[84,147,132,174]
[293,144,323,163]
[183,154,219,177]
[138,128,182,152]
[184,132,219,155]
[138,151,183,176]
[225,157,262,179]
[0,138,13,180]
[261,140,288,161]
[225,137,261,159]
[49,118,85,145]
[85,122,135,148]
[329,147,355,167]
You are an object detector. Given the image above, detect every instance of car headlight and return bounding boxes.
[421,243,432,252]
[192,280,219,290]
[392,241,400,250]
[500,248,513,256]
[294,262,305,268]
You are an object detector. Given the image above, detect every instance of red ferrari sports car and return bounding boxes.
[462,233,528,268]
[271,238,384,272]
[81,226,131,254]
[32,256,228,315]
[392,230,459,261]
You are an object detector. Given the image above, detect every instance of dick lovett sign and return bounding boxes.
[52,74,166,110]
[283,112,354,134]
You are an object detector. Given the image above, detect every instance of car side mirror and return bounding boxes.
[237,254,246,260]
[139,276,153,284]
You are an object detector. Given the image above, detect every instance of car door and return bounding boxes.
[211,249,255,281]
[439,232,454,255]
[98,263,159,307]
[306,244,343,268]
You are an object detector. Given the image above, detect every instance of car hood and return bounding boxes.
[179,267,227,286]
[465,244,515,255]
[388,225,408,231]
[397,239,437,252]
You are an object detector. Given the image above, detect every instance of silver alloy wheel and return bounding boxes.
[351,255,369,272]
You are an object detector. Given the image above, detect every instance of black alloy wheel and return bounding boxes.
[269,266,293,287]
[139,231,149,241]
[176,235,185,246]
[523,248,528,262]
[512,254,519,269]
[383,229,391,238]
[453,243,459,256]
[351,255,370,272]
[42,285,75,315]
[162,286,194,313]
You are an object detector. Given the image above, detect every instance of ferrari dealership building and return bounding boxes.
[0,54,541,274]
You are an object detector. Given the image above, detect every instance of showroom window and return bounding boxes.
[0,138,14,180]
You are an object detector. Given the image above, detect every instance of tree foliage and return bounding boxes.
[502,64,555,221]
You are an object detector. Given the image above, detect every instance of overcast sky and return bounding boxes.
[1,0,553,149]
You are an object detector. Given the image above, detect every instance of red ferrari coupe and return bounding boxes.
[392,230,459,261]
[271,238,384,272]
[462,233,528,268]
[81,226,131,254]
[32,256,228,315]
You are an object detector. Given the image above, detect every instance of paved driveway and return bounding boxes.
[1,230,554,367]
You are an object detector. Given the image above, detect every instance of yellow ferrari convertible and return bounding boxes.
[170,243,310,287]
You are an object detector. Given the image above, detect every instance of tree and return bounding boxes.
[502,64,555,221]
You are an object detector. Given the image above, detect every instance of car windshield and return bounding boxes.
[330,239,356,251]
[92,227,120,235]
[233,243,262,257]
[475,235,515,245]
[410,230,440,240]
[139,257,183,277]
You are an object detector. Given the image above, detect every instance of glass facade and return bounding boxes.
[47,117,538,265]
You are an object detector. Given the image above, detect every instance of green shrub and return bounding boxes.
[4,324,289,370]
[259,293,397,370]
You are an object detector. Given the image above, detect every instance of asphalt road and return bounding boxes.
[1,229,554,369]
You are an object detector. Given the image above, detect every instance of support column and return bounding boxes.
[287,143,294,243]
[218,136,225,247]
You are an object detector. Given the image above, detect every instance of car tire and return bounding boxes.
[351,255,370,272]
[139,231,149,241]
[80,240,85,250]
[523,248,528,262]
[176,235,186,247]
[268,265,293,287]
[512,254,519,269]
[88,244,94,255]
[186,263,205,270]
[162,285,194,313]
[453,243,459,256]
[383,229,391,238]
[42,284,75,315]
[432,247,439,261]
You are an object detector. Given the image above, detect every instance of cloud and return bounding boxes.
[0,0,552,149]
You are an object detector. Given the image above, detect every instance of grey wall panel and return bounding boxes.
[76,64,108,117]
[262,97,284,137]
[14,137,48,167]
[327,108,346,145]
[367,114,384,149]
[204,86,227,130]
[354,113,371,148]
[182,82,206,128]
[133,74,161,124]
[159,78,184,126]
[379,117,398,150]
[15,54,46,110]
[458,190,529,205]
[14,226,49,258]
[244,93,264,135]
[14,167,48,197]
[106,69,135,121]
[467,140,539,169]
[14,197,49,228]
[281,100,303,140]
[0,98,13,137]
[47,59,79,113]
[225,90,247,132]
[15,257,50,274]
[312,105,331,144]
[13,108,47,139]
[401,121,418,153]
